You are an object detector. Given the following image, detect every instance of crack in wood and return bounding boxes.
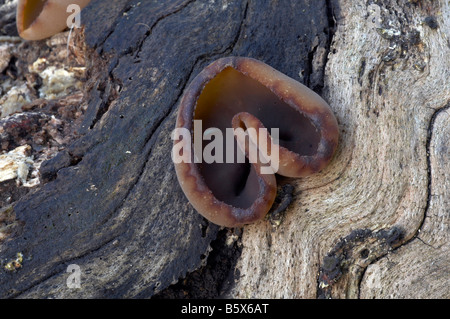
[114,0,250,208]
[4,236,120,298]
[315,0,449,299]
[353,101,450,298]
[86,0,198,131]
[132,0,197,60]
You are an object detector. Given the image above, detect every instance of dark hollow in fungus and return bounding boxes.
[174,57,339,227]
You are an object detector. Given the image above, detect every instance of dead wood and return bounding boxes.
[0,0,448,299]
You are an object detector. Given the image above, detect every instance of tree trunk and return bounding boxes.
[0,0,448,299]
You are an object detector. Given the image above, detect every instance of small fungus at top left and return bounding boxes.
[16,0,91,40]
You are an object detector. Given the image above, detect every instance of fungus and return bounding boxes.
[174,57,338,227]
[16,0,91,40]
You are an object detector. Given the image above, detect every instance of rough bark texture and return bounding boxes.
[0,0,449,299]
[230,0,450,299]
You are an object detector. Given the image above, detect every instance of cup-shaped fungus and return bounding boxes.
[174,57,338,227]
[16,0,91,40]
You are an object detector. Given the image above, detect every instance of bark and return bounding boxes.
[0,0,448,299]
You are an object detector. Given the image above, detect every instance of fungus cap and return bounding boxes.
[16,0,91,40]
[174,57,339,227]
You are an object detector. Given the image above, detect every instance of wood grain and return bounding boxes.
[0,0,448,299]
[230,0,449,299]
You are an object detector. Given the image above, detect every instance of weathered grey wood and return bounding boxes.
[0,0,448,299]
[360,105,450,298]
[230,0,449,299]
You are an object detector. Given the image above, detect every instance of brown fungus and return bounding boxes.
[16,0,91,40]
[174,57,338,228]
